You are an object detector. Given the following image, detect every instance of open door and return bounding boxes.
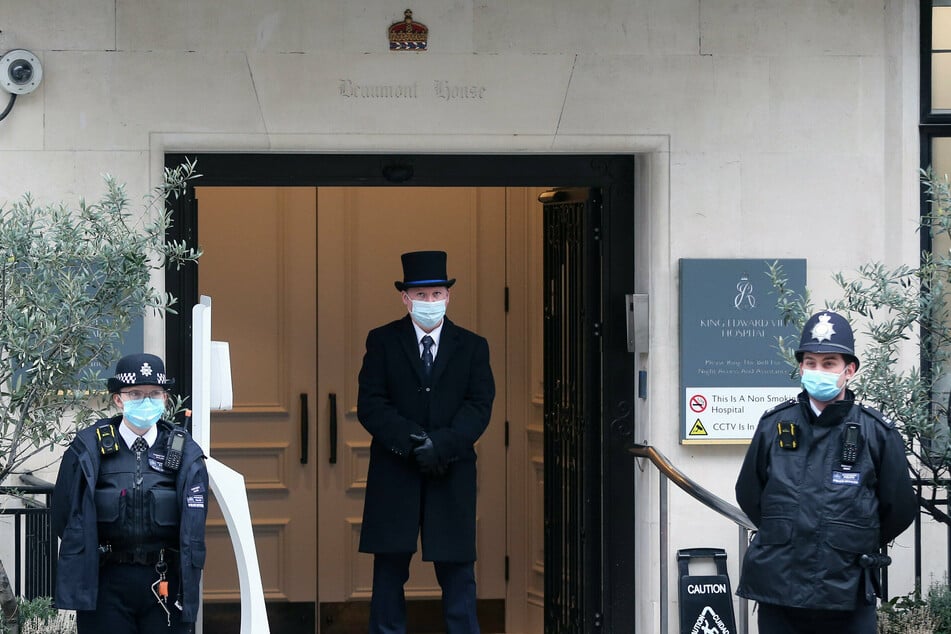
[540,188,603,631]
[539,183,637,633]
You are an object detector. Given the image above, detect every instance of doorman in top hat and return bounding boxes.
[357,250,495,633]
[735,311,917,634]
[52,353,208,634]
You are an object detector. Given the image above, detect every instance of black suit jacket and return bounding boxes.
[357,315,495,561]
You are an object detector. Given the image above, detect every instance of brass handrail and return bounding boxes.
[629,443,755,530]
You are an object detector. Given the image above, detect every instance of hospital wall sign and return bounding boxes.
[679,259,806,444]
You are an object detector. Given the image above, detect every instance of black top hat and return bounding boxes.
[106,353,175,393]
[394,251,456,291]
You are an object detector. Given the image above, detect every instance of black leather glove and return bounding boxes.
[409,431,428,445]
[410,432,446,476]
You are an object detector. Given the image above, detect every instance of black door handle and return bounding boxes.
[329,393,338,465]
[300,393,309,465]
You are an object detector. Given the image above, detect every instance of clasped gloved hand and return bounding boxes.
[410,432,446,477]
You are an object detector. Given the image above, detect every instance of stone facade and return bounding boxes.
[0,2,932,632]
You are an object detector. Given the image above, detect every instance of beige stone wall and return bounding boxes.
[0,1,930,631]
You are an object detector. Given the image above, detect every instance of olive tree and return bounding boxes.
[0,161,200,631]
[767,169,951,528]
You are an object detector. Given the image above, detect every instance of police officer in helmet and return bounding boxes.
[735,311,917,633]
[52,354,208,633]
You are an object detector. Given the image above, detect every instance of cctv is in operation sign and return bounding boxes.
[679,259,806,444]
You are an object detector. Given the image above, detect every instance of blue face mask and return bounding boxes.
[123,398,166,429]
[801,369,846,402]
[410,299,447,330]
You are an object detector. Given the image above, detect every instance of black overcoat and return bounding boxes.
[357,315,495,561]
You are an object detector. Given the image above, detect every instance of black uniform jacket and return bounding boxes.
[735,391,917,610]
[52,417,208,623]
[357,315,495,561]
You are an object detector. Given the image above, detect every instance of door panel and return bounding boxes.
[316,187,506,606]
[541,188,603,632]
[503,187,548,634]
[196,187,318,602]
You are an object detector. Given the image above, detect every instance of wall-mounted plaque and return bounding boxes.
[679,259,806,444]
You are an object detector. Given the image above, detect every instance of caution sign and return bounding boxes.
[678,548,737,634]
[689,420,708,436]
[688,606,732,634]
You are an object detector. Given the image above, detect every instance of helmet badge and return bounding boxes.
[811,313,836,343]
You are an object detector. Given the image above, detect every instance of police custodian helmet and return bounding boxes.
[795,311,860,370]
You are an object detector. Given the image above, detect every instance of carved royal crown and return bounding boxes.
[389,9,428,51]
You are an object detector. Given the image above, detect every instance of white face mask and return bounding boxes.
[410,299,447,329]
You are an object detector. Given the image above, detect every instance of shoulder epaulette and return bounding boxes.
[859,403,896,429]
[762,398,798,418]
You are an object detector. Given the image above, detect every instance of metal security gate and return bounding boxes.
[541,188,603,632]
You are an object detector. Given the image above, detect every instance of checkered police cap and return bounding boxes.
[106,353,174,393]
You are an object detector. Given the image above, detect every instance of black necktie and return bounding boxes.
[421,335,434,378]
[132,437,148,454]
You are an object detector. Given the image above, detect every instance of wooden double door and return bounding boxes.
[194,185,542,632]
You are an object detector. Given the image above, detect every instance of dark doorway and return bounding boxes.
[164,153,637,633]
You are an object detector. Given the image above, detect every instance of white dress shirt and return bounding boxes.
[412,320,444,360]
[119,419,158,450]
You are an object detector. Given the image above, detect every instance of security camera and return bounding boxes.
[0,49,43,95]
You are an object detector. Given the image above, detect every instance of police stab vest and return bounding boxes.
[94,427,180,551]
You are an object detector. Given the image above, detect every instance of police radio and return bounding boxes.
[96,424,119,456]
[164,429,187,471]
[841,423,860,467]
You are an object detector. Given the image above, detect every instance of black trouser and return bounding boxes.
[77,561,191,634]
[369,552,480,634]
[757,601,877,634]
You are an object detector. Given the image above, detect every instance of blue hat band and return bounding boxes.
[406,279,448,285]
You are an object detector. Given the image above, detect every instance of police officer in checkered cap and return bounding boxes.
[52,353,208,633]
[735,311,917,633]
